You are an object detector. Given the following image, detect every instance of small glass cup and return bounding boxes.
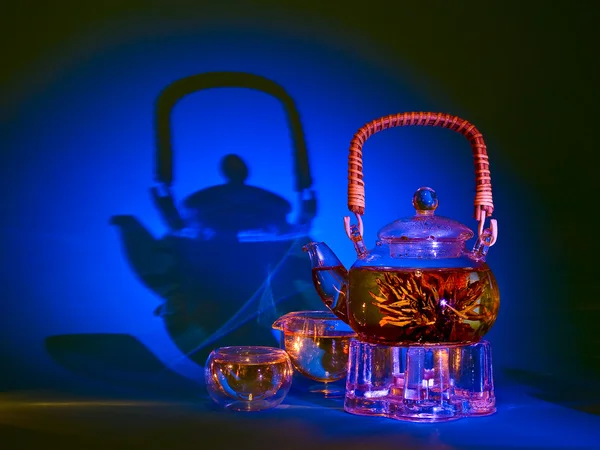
[204,346,293,411]
[272,310,356,397]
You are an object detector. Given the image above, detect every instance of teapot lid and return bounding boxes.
[377,187,474,243]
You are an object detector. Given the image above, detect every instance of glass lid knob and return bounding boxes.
[412,187,438,215]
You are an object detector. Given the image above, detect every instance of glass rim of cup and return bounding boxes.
[209,345,290,365]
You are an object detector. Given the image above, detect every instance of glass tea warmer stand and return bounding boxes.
[303,112,500,422]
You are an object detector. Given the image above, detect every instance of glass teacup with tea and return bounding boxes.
[204,346,293,411]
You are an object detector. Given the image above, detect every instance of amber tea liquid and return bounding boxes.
[346,266,499,345]
[207,357,291,401]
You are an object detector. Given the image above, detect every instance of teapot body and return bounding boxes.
[346,251,499,345]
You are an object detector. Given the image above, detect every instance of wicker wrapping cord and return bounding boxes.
[345,112,497,246]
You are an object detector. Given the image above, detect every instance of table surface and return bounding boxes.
[1,369,599,450]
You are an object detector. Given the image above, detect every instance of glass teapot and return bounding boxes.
[303,112,500,346]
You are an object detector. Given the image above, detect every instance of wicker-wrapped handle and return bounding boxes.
[347,112,496,243]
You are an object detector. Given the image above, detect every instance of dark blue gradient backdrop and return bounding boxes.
[0,26,566,391]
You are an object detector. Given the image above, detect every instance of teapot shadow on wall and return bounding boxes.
[46,72,325,392]
[111,72,324,364]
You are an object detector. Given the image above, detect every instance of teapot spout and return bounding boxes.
[110,214,176,296]
[302,242,350,324]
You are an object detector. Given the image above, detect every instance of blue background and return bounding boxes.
[0,2,597,448]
